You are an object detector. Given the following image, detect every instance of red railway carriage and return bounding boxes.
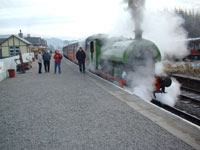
[63,42,79,63]
[63,40,88,64]
[186,37,200,60]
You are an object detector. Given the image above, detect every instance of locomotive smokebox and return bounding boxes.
[134,29,143,39]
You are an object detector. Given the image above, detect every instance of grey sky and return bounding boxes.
[0,0,199,39]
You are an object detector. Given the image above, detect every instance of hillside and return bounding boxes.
[44,38,65,50]
[0,35,11,38]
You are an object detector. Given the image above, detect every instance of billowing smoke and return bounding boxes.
[127,66,155,101]
[111,1,188,59]
[122,0,156,101]
[108,0,187,106]
[124,0,145,32]
[155,78,181,106]
[155,62,181,107]
[126,43,157,102]
[143,10,188,59]
[143,10,186,106]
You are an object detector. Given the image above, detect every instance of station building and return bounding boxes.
[25,34,47,54]
[0,35,32,58]
[0,30,48,58]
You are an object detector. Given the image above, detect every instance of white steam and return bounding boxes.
[131,75,154,101]
[110,8,188,59]
[108,3,187,106]
[155,62,165,75]
[141,11,187,106]
[155,78,181,106]
[143,10,188,59]
[124,0,145,31]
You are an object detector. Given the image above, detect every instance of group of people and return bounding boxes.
[37,50,62,74]
[37,47,86,74]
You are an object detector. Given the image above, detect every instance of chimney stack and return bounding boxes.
[134,28,143,39]
[18,29,23,38]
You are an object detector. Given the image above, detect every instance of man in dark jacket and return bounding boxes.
[76,47,86,73]
[42,49,51,72]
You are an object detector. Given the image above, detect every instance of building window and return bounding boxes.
[0,49,2,57]
[9,46,20,56]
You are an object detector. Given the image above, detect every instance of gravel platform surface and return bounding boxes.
[0,59,194,150]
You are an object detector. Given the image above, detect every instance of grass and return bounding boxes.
[163,60,200,78]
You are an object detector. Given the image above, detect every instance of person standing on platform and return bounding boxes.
[76,47,86,73]
[38,51,43,74]
[54,50,62,74]
[42,49,51,73]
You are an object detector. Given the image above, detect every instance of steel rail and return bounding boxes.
[180,95,200,106]
[181,86,200,94]
[151,99,200,126]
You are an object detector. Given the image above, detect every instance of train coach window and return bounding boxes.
[75,44,78,50]
[90,42,94,60]
[90,42,94,53]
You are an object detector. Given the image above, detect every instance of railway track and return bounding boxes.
[162,74,200,126]
[151,99,200,126]
[152,85,200,126]
[171,74,200,116]
[180,86,200,107]
[172,74,200,91]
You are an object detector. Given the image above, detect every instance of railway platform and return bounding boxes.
[0,58,200,150]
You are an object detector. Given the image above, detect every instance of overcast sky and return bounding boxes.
[0,0,199,40]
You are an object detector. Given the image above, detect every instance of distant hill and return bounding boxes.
[44,38,65,50]
[0,35,11,38]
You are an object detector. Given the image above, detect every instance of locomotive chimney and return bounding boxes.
[134,28,143,39]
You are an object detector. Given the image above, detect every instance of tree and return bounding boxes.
[176,9,200,38]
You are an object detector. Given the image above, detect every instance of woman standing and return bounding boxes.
[38,51,43,74]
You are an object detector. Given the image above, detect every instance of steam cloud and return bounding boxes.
[124,0,145,31]
[156,78,181,106]
[108,0,187,106]
[143,10,188,59]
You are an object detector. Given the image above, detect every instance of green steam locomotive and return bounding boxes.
[63,32,171,94]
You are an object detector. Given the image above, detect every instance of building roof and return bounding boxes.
[12,35,32,45]
[0,38,7,44]
[0,35,32,45]
[0,34,47,46]
[25,37,42,46]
